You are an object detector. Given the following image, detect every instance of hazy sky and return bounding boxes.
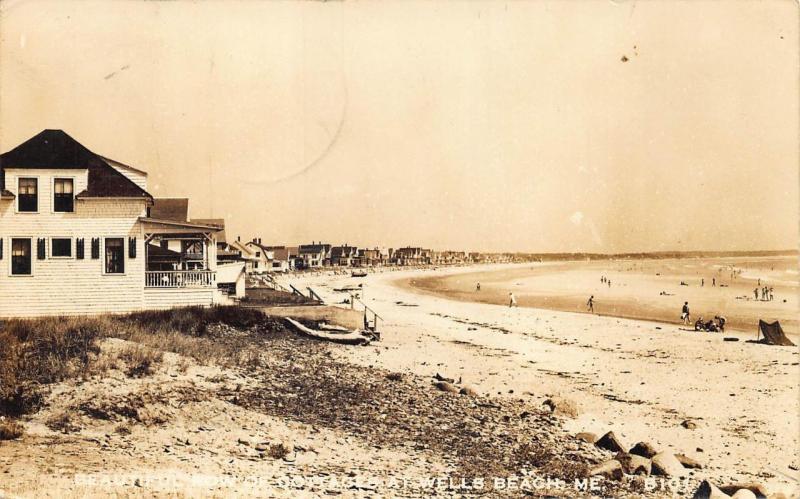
[1,0,797,253]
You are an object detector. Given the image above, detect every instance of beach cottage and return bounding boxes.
[0,129,234,318]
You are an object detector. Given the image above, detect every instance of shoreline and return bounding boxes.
[394,257,798,336]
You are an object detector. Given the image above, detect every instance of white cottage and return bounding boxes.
[0,129,232,318]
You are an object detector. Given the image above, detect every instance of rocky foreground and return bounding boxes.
[0,316,791,497]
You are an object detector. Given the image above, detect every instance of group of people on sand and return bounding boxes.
[754,286,774,301]
[600,276,612,287]
[680,301,726,332]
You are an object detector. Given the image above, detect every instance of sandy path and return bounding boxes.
[287,265,800,496]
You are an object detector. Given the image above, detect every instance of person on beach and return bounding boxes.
[712,277,716,286]
[769,287,774,301]
[587,295,594,313]
[754,288,759,300]
[608,279,611,288]
[509,292,517,308]
[681,302,690,325]
[476,282,481,292]
[714,315,726,332]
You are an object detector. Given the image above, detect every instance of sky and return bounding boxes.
[0,0,797,253]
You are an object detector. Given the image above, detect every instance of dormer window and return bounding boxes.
[53,178,74,212]
[18,178,38,212]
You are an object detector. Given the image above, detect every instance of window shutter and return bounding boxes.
[129,237,137,259]
[37,238,46,260]
[91,238,100,259]
[76,238,85,260]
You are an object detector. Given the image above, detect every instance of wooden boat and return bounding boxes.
[351,270,368,278]
[284,317,372,345]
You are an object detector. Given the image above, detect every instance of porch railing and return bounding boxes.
[145,270,216,288]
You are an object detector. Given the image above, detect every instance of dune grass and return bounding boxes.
[0,306,276,417]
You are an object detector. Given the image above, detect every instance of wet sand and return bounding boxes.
[404,257,798,335]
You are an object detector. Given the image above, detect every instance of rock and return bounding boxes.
[651,452,688,477]
[681,419,698,429]
[595,431,626,453]
[575,432,598,444]
[719,483,769,498]
[693,480,731,499]
[433,381,459,393]
[254,443,269,452]
[237,438,250,446]
[766,493,787,499]
[675,453,703,469]
[588,459,624,481]
[459,386,479,397]
[615,452,651,475]
[434,373,455,383]
[629,441,658,458]
[731,490,757,499]
[542,397,580,417]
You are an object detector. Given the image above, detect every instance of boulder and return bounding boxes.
[681,419,698,429]
[629,441,658,458]
[433,381,459,393]
[588,459,624,481]
[542,397,580,417]
[595,431,626,453]
[719,483,769,498]
[651,452,688,477]
[693,480,731,499]
[459,385,479,397]
[575,432,598,444]
[615,452,651,475]
[675,453,703,469]
[731,490,757,499]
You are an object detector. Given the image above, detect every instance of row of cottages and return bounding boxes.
[238,238,298,273]
[0,129,243,319]
[431,250,468,265]
[393,247,433,266]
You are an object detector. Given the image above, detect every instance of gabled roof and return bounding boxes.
[0,129,152,201]
[190,218,226,244]
[150,198,189,222]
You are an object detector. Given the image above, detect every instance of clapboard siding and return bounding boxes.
[0,169,218,318]
[143,288,215,309]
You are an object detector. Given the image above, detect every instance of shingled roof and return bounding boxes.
[150,198,189,222]
[0,129,152,200]
[190,218,226,244]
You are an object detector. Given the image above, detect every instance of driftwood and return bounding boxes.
[284,318,371,345]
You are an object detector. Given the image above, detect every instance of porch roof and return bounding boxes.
[139,217,223,234]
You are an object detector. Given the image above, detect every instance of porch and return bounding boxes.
[140,218,221,290]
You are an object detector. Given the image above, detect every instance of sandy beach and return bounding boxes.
[286,261,800,496]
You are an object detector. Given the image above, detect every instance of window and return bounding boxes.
[18,178,38,212]
[51,238,72,258]
[53,178,74,212]
[11,239,31,275]
[105,238,124,274]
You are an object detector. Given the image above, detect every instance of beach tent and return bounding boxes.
[757,320,795,346]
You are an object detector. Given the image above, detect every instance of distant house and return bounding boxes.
[297,242,331,269]
[227,238,259,274]
[0,129,241,318]
[330,245,359,267]
[358,247,384,266]
[244,239,274,273]
[393,247,431,266]
[261,245,297,272]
